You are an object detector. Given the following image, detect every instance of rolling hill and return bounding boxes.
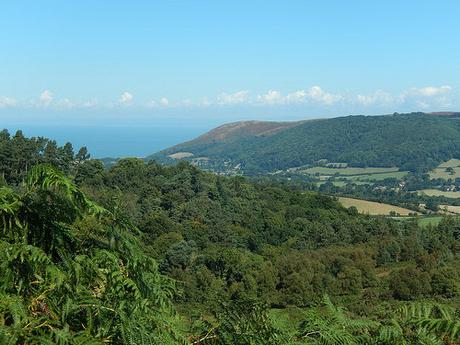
[149,112,460,175]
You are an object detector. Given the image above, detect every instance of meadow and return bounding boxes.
[429,158,460,179]
[301,166,408,183]
[338,197,417,216]
[302,166,399,176]
[418,189,460,199]
[440,204,460,213]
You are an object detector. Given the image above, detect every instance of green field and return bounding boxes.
[316,180,370,187]
[417,216,445,227]
[347,171,408,181]
[391,216,446,227]
[418,189,460,199]
[338,197,417,216]
[302,166,399,176]
[429,159,460,179]
[301,166,407,183]
[440,204,460,214]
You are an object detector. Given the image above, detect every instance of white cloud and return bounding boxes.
[217,90,249,105]
[412,85,451,97]
[146,97,170,108]
[160,97,169,106]
[400,85,453,109]
[119,91,133,105]
[257,90,283,105]
[356,90,394,106]
[55,98,74,109]
[0,96,17,108]
[255,86,342,106]
[286,90,307,103]
[39,90,53,106]
[306,86,342,104]
[1,85,456,112]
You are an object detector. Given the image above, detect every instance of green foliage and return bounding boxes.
[193,299,285,345]
[0,129,90,184]
[153,113,460,174]
[3,131,460,343]
[296,295,377,344]
[377,302,460,344]
[0,164,184,344]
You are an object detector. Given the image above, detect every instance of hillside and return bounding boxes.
[3,130,460,343]
[150,112,460,175]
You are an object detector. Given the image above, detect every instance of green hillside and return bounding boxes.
[150,112,460,175]
[3,130,460,343]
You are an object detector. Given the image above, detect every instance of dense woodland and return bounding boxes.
[2,130,460,344]
[154,113,460,174]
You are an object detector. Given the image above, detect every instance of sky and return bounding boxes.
[0,1,459,156]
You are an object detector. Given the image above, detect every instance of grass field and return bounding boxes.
[316,180,370,187]
[417,216,444,227]
[302,166,399,176]
[439,158,460,168]
[347,171,408,181]
[429,159,460,179]
[418,189,460,199]
[338,197,417,216]
[301,166,408,183]
[440,205,460,213]
[391,216,447,227]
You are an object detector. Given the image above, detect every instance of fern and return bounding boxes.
[0,164,183,344]
[296,295,377,345]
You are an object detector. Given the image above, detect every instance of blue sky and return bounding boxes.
[1,1,459,129]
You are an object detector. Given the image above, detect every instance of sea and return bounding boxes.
[2,123,213,158]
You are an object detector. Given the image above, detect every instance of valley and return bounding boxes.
[4,1,460,343]
[150,113,460,228]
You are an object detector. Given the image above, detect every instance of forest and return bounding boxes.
[153,112,460,174]
[1,129,460,344]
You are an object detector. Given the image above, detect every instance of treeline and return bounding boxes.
[0,129,90,184]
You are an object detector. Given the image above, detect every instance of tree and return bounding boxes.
[75,146,90,163]
[59,142,74,172]
[0,164,183,344]
[389,267,432,300]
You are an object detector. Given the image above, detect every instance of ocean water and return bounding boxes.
[2,124,211,158]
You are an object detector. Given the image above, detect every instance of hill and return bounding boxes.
[3,130,460,343]
[149,112,460,175]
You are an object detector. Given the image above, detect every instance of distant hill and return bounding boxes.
[149,112,460,175]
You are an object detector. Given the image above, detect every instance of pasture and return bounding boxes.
[429,159,460,179]
[302,166,399,176]
[417,216,445,227]
[301,166,408,183]
[316,180,370,187]
[418,189,460,199]
[440,205,460,214]
[338,197,417,216]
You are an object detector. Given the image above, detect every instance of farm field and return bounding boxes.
[316,180,370,187]
[440,205,460,213]
[347,171,408,181]
[301,166,408,183]
[417,216,445,227]
[302,166,399,176]
[338,197,417,216]
[439,159,460,168]
[429,158,460,179]
[418,189,460,199]
[391,216,447,227]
